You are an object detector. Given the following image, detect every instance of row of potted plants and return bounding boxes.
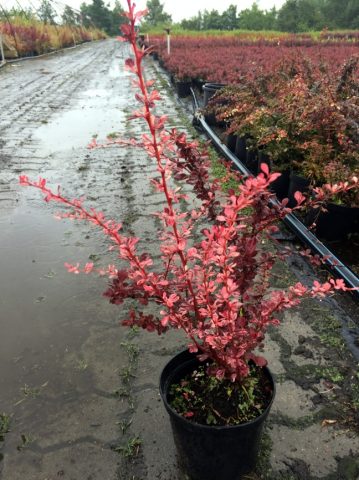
[145,32,358,239]
[20,3,358,479]
[205,55,359,239]
[0,16,106,58]
[146,33,358,84]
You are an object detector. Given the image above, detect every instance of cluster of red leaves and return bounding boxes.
[19,2,358,382]
[148,34,358,83]
[210,56,359,206]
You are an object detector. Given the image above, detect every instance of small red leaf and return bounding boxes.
[294,191,305,205]
[260,162,269,176]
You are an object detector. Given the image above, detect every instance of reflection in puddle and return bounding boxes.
[35,107,124,151]
[35,66,128,152]
[0,41,130,479]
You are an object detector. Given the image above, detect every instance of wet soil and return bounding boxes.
[0,39,138,480]
[0,39,358,480]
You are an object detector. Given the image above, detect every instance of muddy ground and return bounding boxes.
[0,39,358,480]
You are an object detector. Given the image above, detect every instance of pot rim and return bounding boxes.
[159,349,276,430]
[202,82,227,91]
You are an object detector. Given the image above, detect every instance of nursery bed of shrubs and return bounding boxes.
[146,33,359,272]
[148,33,359,83]
[0,16,106,58]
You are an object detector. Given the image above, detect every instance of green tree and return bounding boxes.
[181,11,203,30]
[344,0,359,29]
[322,0,359,29]
[81,0,126,35]
[5,6,35,20]
[277,0,329,32]
[62,5,78,25]
[80,0,112,32]
[238,3,268,30]
[263,7,278,30]
[110,1,126,35]
[276,0,300,32]
[221,4,238,30]
[202,9,222,30]
[38,0,56,25]
[144,0,171,26]
[298,0,326,30]
[178,0,358,32]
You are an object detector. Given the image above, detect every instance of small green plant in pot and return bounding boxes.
[20,3,359,480]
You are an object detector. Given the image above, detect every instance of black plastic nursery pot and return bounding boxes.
[234,136,247,161]
[245,147,259,175]
[202,82,227,107]
[160,350,276,480]
[307,203,359,241]
[233,138,289,200]
[258,151,291,200]
[193,78,206,91]
[176,80,192,98]
[234,136,259,175]
[202,83,227,126]
[269,169,291,200]
[226,133,237,153]
[287,172,310,208]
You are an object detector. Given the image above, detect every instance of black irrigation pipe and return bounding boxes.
[190,87,359,301]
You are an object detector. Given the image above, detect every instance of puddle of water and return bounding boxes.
[34,83,127,153]
[109,61,122,78]
[0,205,114,404]
[0,41,131,478]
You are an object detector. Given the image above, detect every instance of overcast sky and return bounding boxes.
[4,0,287,21]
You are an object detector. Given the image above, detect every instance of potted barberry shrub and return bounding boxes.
[307,161,359,241]
[20,3,359,480]
[174,72,192,98]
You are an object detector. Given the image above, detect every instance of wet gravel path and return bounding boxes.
[0,39,358,480]
[0,39,145,480]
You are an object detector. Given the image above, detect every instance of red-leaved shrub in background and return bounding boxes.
[209,55,359,206]
[149,34,358,83]
[20,2,358,382]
